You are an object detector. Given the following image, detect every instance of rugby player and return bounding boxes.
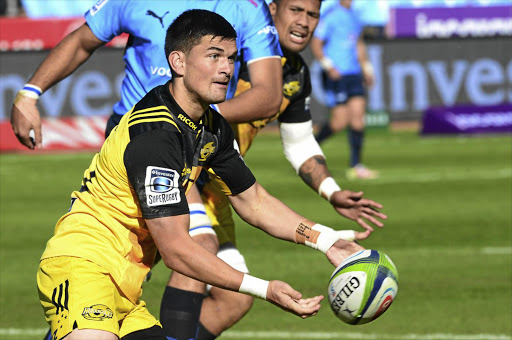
[162,0,388,339]
[37,9,369,340]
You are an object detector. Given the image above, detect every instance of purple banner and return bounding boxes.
[390,6,512,39]
[421,104,512,135]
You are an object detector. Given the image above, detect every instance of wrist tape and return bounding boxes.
[239,274,269,300]
[19,84,42,100]
[318,177,341,201]
[319,57,334,71]
[296,221,356,254]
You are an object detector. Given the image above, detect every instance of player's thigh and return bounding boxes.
[202,181,236,246]
[63,329,117,340]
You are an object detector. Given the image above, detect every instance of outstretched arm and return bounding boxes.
[280,121,387,231]
[228,182,371,266]
[10,24,105,149]
[146,214,323,318]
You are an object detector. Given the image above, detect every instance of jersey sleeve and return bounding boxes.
[239,2,282,63]
[279,63,313,124]
[85,0,128,42]
[207,120,256,196]
[124,129,189,219]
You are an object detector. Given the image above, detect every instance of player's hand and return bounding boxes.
[11,95,42,149]
[325,232,369,267]
[330,190,387,232]
[327,67,342,81]
[266,280,323,319]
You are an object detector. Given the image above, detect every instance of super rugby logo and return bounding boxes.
[82,304,113,321]
[145,167,181,206]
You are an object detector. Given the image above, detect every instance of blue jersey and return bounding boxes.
[85,0,282,116]
[314,3,362,75]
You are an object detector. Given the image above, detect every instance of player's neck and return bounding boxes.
[168,82,207,123]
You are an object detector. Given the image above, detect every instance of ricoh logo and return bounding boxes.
[257,25,278,35]
[177,114,197,130]
[331,276,360,313]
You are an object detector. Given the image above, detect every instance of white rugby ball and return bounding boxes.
[327,249,398,325]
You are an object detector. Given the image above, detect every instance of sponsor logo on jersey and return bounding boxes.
[199,142,216,161]
[82,304,113,321]
[257,25,278,35]
[89,0,109,16]
[146,10,169,28]
[177,114,198,130]
[150,66,172,77]
[283,81,301,97]
[145,167,181,206]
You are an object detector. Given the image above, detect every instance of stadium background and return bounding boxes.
[0,0,511,339]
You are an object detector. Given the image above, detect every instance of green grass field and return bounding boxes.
[1,130,511,340]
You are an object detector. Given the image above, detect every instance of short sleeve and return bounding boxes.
[85,0,128,42]
[207,120,256,196]
[239,2,282,63]
[124,129,189,219]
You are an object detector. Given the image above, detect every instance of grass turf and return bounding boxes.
[0,130,510,339]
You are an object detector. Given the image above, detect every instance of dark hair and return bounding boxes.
[164,9,237,64]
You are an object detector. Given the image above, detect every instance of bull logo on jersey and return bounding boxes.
[283,81,300,97]
[82,304,113,321]
[199,142,216,161]
[145,166,181,206]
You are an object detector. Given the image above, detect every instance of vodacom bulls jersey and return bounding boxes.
[41,82,255,302]
[233,51,312,156]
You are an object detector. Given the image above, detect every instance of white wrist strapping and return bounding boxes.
[319,57,334,71]
[19,84,42,100]
[280,121,324,174]
[239,274,269,300]
[308,224,356,254]
[362,61,374,77]
[318,177,341,201]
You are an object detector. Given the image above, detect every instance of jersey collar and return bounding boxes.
[159,81,206,133]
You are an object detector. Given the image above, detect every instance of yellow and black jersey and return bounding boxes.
[233,51,313,156]
[41,82,255,302]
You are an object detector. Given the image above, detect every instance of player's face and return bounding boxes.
[270,0,321,53]
[183,35,237,105]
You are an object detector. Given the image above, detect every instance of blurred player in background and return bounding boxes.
[9,1,283,340]
[312,0,378,180]
[37,9,370,339]
[170,0,388,338]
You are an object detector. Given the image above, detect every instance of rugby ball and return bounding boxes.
[327,249,398,325]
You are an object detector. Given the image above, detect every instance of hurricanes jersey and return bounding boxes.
[85,0,282,116]
[41,82,256,302]
[233,51,312,156]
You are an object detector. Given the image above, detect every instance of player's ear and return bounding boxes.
[268,1,277,17]
[168,51,185,76]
